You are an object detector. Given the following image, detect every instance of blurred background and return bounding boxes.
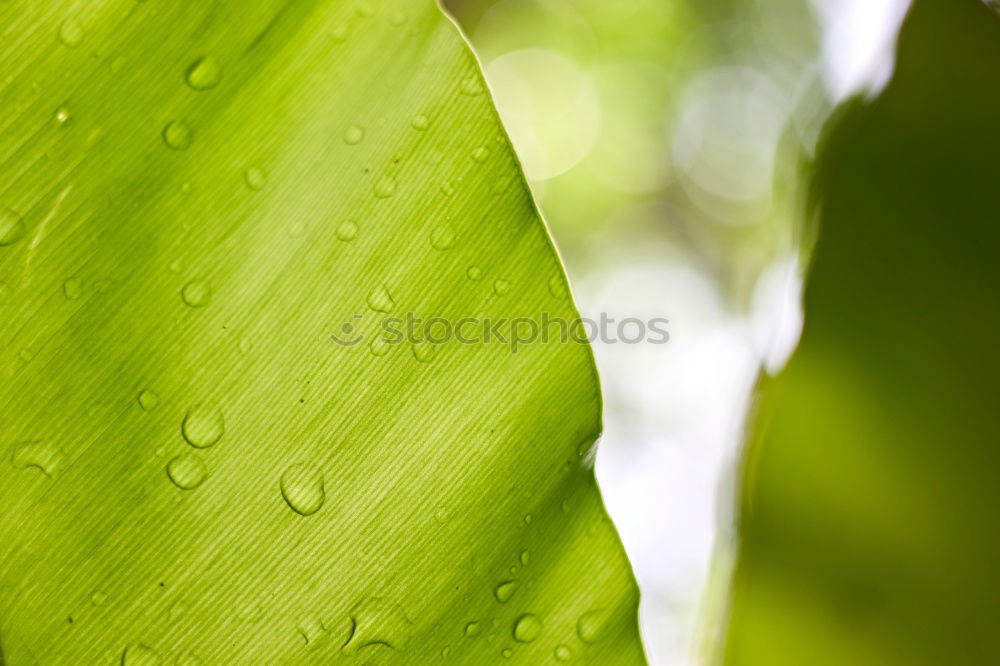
[443,1,1000,665]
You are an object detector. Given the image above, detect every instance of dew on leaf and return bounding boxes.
[91,590,107,606]
[465,621,481,637]
[460,77,483,96]
[298,617,326,648]
[548,275,567,298]
[501,648,512,658]
[369,335,392,357]
[137,389,160,411]
[186,56,221,90]
[341,596,413,655]
[245,167,267,190]
[59,18,83,47]
[555,644,573,661]
[166,452,208,490]
[519,550,529,565]
[280,464,325,516]
[576,609,607,643]
[55,107,70,124]
[373,175,397,199]
[10,441,65,478]
[63,278,82,300]
[493,279,510,296]
[181,280,212,308]
[512,614,541,643]
[181,403,224,448]
[430,225,454,250]
[466,266,481,281]
[493,580,518,603]
[0,205,26,246]
[471,146,490,163]
[367,284,395,313]
[163,120,192,150]
[344,125,365,145]
[336,220,358,241]
[411,341,435,364]
[120,643,160,666]
[411,114,429,131]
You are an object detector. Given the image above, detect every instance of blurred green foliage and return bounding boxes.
[725,1,1000,664]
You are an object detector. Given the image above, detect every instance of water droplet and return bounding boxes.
[501,648,513,658]
[342,596,413,654]
[523,513,532,525]
[440,180,455,196]
[466,266,481,281]
[373,175,397,199]
[10,441,65,478]
[162,120,192,150]
[298,617,326,648]
[331,25,350,42]
[411,341,435,364]
[519,550,529,565]
[343,125,365,145]
[181,280,212,308]
[0,205,26,246]
[186,56,221,90]
[576,609,606,643]
[336,220,358,241]
[245,167,267,190]
[280,464,325,516]
[367,284,395,313]
[554,644,572,661]
[120,643,160,665]
[460,78,483,96]
[441,646,451,658]
[369,335,392,357]
[465,621,481,637]
[548,275,567,298]
[512,614,541,643]
[63,278,82,300]
[411,114,429,131]
[493,279,510,296]
[471,146,490,163]
[239,339,253,354]
[55,107,70,124]
[90,590,107,606]
[137,389,160,411]
[493,580,518,603]
[166,452,208,490]
[59,19,84,47]
[181,403,224,448]
[430,225,454,250]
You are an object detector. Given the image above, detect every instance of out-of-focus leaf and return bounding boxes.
[0,1,643,663]
[725,1,1000,664]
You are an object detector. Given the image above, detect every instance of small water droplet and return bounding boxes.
[501,648,513,658]
[336,220,358,241]
[91,590,108,606]
[460,78,483,96]
[63,277,82,300]
[162,120,192,150]
[137,389,160,411]
[55,107,70,124]
[186,56,221,90]
[493,580,518,603]
[430,225,454,250]
[512,614,541,643]
[120,643,160,666]
[280,464,325,516]
[466,266,481,281]
[166,452,208,490]
[576,610,606,643]
[342,596,413,655]
[519,550,529,565]
[493,279,510,296]
[411,341,435,363]
[548,275,567,298]
[59,18,84,47]
[465,621,481,637]
[181,280,212,308]
[367,284,395,313]
[373,175,397,199]
[181,403,224,448]
[411,114,429,131]
[245,167,267,190]
[10,441,65,478]
[343,125,365,145]
[331,25,350,42]
[298,616,326,648]
[239,339,253,354]
[554,644,572,661]
[471,146,490,163]
[441,646,451,658]
[0,205,26,246]
[523,513,532,525]
[440,180,455,196]
[369,335,392,357]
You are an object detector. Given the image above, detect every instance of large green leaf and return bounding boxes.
[0,1,643,663]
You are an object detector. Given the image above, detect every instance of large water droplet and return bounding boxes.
[280,464,325,516]
[245,167,268,191]
[512,614,541,643]
[59,18,83,47]
[430,225,454,250]
[0,205,26,246]
[465,621,481,637]
[166,452,208,490]
[493,580,518,603]
[342,597,413,655]
[181,403,224,448]
[121,643,160,665]
[373,175,397,199]
[576,609,607,643]
[10,441,65,478]
[163,120,192,150]
[343,126,365,145]
[181,280,212,308]
[137,389,160,411]
[63,278,82,300]
[367,284,395,313]
[554,644,572,661]
[336,220,358,241]
[186,56,221,90]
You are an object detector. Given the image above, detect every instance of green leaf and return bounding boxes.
[0,1,643,664]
